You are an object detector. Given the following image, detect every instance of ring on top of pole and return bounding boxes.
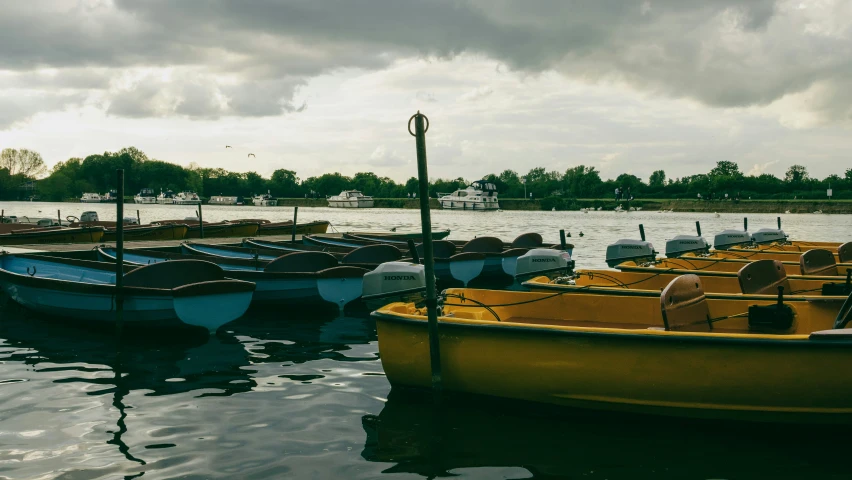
[408,111,430,136]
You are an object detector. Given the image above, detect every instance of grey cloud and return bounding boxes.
[2,1,851,124]
[0,93,86,128]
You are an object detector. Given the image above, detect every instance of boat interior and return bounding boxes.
[383,274,851,337]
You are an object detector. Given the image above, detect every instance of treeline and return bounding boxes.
[0,147,850,201]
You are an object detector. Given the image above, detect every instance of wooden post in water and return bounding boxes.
[409,111,442,392]
[291,206,299,242]
[744,217,748,231]
[137,209,140,225]
[639,224,646,241]
[777,216,781,230]
[559,229,567,250]
[115,169,125,335]
[57,210,61,226]
[695,221,702,237]
[198,203,204,239]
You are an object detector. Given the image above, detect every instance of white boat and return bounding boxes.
[173,191,201,205]
[328,190,374,208]
[438,181,499,211]
[157,190,175,205]
[209,195,240,205]
[80,193,102,203]
[252,191,277,206]
[100,190,120,203]
[134,188,157,204]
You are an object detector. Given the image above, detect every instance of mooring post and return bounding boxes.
[777,216,781,230]
[407,239,421,263]
[198,203,204,239]
[137,209,140,225]
[57,210,61,226]
[559,229,567,250]
[291,206,299,242]
[116,169,125,335]
[744,217,748,231]
[639,224,646,241]
[695,221,702,236]
[409,111,442,392]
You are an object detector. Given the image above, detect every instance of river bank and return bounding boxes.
[50,197,851,214]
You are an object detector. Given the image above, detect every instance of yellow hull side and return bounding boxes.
[102,225,188,242]
[183,223,260,239]
[0,229,105,245]
[375,289,851,423]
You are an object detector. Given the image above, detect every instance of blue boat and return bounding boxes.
[0,253,254,332]
[98,247,405,313]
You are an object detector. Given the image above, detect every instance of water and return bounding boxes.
[1,203,850,478]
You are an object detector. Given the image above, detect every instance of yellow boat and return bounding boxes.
[154,220,260,239]
[621,250,852,277]
[102,224,188,242]
[374,274,852,424]
[526,260,850,300]
[724,245,846,263]
[0,226,105,245]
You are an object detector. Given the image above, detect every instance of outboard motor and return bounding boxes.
[713,230,753,250]
[751,228,787,245]
[514,249,574,281]
[361,261,427,311]
[605,239,656,267]
[664,235,710,258]
[80,211,99,222]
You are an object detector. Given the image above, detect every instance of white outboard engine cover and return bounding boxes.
[664,235,710,257]
[713,230,753,250]
[605,239,655,267]
[80,211,99,222]
[514,249,573,280]
[752,228,787,245]
[361,262,427,310]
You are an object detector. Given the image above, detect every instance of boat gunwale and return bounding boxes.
[616,264,848,281]
[372,309,852,347]
[523,277,849,302]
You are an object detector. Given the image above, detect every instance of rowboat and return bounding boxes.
[227,219,331,236]
[153,220,260,238]
[374,274,852,423]
[181,241,405,269]
[102,223,188,242]
[0,226,105,245]
[345,230,452,242]
[724,244,849,263]
[97,247,374,312]
[0,254,254,331]
[526,258,851,300]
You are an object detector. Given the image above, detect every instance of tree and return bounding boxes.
[0,148,47,177]
[709,161,742,178]
[845,168,852,183]
[563,165,602,197]
[648,170,666,188]
[270,169,300,197]
[784,165,809,184]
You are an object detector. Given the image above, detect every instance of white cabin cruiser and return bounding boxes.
[439,180,499,211]
[328,190,374,208]
[134,188,157,204]
[80,193,102,203]
[156,189,176,204]
[173,191,201,205]
[252,191,277,206]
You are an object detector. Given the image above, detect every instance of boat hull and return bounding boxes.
[328,199,374,208]
[0,227,105,245]
[103,224,188,242]
[440,200,500,210]
[375,312,852,424]
[183,223,259,239]
[256,221,330,236]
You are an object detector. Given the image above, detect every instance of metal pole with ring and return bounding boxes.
[409,111,442,392]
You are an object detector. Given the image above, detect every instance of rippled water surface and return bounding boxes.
[1,203,850,478]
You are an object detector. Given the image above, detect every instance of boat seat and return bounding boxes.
[511,232,543,249]
[264,251,338,273]
[342,244,402,265]
[414,240,456,259]
[124,260,224,289]
[737,260,790,295]
[839,242,852,264]
[800,249,838,276]
[660,274,712,332]
[461,236,504,254]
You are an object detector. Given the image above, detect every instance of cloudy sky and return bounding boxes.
[0,0,850,183]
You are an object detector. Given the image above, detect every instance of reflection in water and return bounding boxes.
[363,389,848,479]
